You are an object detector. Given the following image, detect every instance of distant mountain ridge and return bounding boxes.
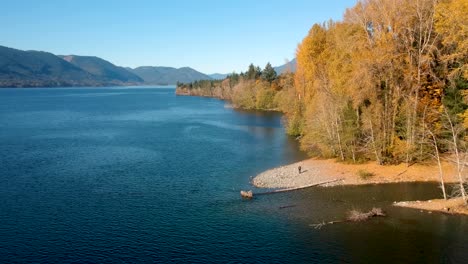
[0,46,96,87]
[0,45,143,87]
[130,66,212,85]
[60,55,143,83]
[209,73,229,80]
[0,45,216,87]
[274,58,296,74]
[0,45,296,88]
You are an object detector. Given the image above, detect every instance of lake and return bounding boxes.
[0,87,467,263]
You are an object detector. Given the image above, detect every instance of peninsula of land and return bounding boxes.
[252,158,468,215]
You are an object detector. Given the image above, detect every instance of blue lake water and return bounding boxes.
[0,87,467,263]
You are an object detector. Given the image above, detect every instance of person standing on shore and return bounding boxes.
[298,165,302,174]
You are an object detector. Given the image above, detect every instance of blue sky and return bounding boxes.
[1,0,357,73]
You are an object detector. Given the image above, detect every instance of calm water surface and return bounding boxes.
[0,87,467,263]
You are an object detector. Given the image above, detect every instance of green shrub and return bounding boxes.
[357,169,375,180]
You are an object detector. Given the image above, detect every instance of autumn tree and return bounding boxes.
[435,0,468,80]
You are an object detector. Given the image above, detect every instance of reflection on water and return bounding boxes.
[0,87,466,263]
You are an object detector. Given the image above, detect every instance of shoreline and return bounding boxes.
[394,198,468,215]
[252,158,458,188]
[252,158,468,216]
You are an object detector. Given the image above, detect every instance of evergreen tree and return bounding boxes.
[246,64,256,80]
[261,62,277,82]
[255,66,262,79]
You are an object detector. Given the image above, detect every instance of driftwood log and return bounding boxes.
[311,208,386,229]
[240,190,253,199]
[256,179,344,196]
[241,178,343,198]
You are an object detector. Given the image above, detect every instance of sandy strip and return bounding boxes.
[252,158,458,189]
[394,198,468,215]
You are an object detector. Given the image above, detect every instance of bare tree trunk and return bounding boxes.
[445,108,467,204]
[419,106,428,160]
[406,100,413,165]
[369,119,382,165]
[335,115,345,161]
[320,104,334,148]
[427,129,447,200]
[352,142,356,163]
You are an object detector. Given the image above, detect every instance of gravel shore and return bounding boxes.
[252,161,340,188]
[252,158,459,189]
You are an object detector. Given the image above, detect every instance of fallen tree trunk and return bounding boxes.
[310,208,386,229]
[241,179,344,199]
[256,179,344,195]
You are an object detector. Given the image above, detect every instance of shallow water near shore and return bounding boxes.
[0,87,467,263]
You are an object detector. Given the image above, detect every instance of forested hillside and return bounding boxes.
[60,55,143,83]
[0,46,143,87]
[0,46,96,87]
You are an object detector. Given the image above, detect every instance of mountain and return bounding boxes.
[274,58,296,74]
[0,45,143,87]
[0,45,98,87]
[130,66,212,85]
[209,73,229,80]
[60,55,143,83]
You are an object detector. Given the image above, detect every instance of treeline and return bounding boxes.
[176,62,298,111]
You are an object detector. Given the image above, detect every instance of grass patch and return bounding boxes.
[357,169,375,180]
